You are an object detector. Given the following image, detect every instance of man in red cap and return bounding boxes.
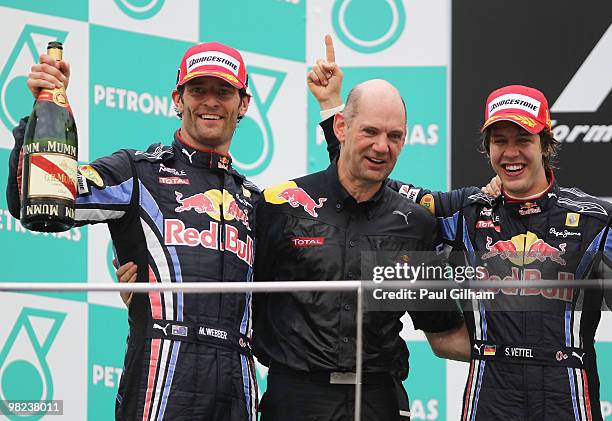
[7,42,258,420]
[479,85,557,200]
[314,43,612,420]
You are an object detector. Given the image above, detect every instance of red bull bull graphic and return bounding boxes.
[527,239,567,265]
[482,232,567,266]
[518,202,541,216]
[173,190,251,231]
[226,198,250,231]
[164,220,254,267]
[276,187,327,217]
[482,237,519,262]
[174,191,219,215]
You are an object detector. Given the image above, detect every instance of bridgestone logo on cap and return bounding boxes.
[489,93,541,117]
[187,51,240,75]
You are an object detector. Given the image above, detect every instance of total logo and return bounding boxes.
[0,308,66,420]
[264,181,327,217]
[0,25,68,148]
[482,232,567,266]
[332,0,406,53]
[231,67,286,176]
[113,0,165,20]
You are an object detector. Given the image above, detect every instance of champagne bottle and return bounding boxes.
[20,41,78,232]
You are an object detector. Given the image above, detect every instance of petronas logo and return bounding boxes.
[0,25,67,149]
[332,0,406,53]
[0,308,66,421]
[231,67,286,176]
[113,0,166,20]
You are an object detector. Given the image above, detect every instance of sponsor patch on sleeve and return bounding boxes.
[398,185,420,202]
[419,194,435,215]
[565,212,580,227]
[78,165,103,187]
[263,181,298,204]
[76,173,89,194]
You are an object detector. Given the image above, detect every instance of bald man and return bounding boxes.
[252,79,469,421]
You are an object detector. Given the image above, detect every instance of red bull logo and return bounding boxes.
[165,220,254,267]
[482,237,519,261]
[482,232,567,266]
[518,202,541,216]
[276,187,327,217]
[527,239,566,265]
[476,267,574,302]
[226,199,250,231]
[175,191,219,215]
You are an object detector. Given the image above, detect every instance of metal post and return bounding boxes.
[354,284,364,420]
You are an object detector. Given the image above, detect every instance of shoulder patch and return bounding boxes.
[467,192,496,207]
[133,144,174,162]
[557,186,612,217]
[399,185,420,202]
[557,197,609,216]
[264,181,298,204]
[559,187,592,198]
[264,180,327,218]
[419,194,435,216]
[242,179,261,195]
[78,165,103,187]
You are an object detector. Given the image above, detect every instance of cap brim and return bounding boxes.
[178,70,245,89]
[480,114,544,134]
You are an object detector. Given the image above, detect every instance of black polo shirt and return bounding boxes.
[253,161,462,379]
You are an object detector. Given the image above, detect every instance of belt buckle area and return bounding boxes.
[329,372,357,384]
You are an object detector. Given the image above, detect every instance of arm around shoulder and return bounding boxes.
[425,320,470,362]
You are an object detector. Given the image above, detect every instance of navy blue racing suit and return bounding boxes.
[7,117,259,421]
[322,116,612,421]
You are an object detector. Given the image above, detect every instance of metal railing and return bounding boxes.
[0,278,610,420]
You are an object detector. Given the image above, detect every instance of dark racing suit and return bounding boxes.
[7,118,259,421]
[321,117,612,421]
[408,184,612,421]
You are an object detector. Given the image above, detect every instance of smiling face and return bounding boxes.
[334,80,406,197]
[488,121,549,197]
[172,77,249,153]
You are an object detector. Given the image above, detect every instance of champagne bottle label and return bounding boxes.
[27,152,77,200]
[37,88,72,112]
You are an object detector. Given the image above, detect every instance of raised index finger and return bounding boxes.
[325,34,335,63]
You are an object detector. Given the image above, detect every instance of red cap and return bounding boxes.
[481,85,552,134]
[176,42,248,90]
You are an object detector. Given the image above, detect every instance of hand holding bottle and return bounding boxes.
[20,42,78,232]
[27,53,71,98]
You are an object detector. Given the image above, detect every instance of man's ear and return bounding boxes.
[238,93,251,118]
[172,90,183,113]
[333,112,347,145]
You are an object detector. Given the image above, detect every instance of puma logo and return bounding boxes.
[572,351,585,365]
[153,323,170,336]
[181,148,196,163]
[393,210,412,225]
